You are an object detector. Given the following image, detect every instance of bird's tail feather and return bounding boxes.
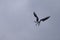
[38,20,41,26]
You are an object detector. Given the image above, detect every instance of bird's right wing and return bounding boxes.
[33,12,39,19]
[33,12,39,22]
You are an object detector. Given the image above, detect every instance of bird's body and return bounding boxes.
[33,12,50,26]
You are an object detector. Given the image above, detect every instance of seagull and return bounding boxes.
[33,12,50,26]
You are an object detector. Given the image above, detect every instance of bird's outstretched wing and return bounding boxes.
[33,12,39,22]
[40,16,50,22]
[37,16,50,26]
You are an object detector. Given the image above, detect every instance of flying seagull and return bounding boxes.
[33,12,50,26]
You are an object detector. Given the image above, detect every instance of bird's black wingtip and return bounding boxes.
[46,16,51,18]
[33,12,35,13]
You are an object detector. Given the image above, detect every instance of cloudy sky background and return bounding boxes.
[0,0,60,40]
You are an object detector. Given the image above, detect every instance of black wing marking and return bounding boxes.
[40,16,50,22]
[33,12,39,22]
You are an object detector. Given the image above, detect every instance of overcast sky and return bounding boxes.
[0,0,60,40]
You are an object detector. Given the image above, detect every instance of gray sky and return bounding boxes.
[0,0,60,40]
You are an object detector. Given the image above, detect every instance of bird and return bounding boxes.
[33,12,50,26]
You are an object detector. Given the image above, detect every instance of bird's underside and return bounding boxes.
[34,20,41,26]
[33,12,50,26]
